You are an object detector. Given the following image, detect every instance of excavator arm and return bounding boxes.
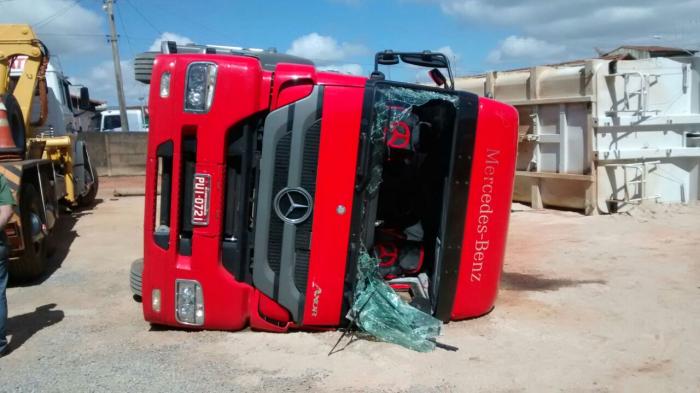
[0,24,49,134]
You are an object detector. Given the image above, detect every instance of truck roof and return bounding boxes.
[159,41,314,71]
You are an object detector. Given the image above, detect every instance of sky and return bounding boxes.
[1,0,698,106]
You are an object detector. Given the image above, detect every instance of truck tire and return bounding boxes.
[9,184,48,280]
[77,165,98,207]
[130,258,143,302]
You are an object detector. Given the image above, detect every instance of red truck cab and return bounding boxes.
[135,43,518,332]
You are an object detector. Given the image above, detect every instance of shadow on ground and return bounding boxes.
[5,303,64,355]
[9,199,103,287]
[501,272,606,292]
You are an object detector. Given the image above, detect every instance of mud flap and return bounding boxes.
[72,139,87,197]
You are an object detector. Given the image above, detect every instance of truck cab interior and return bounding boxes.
[348,78,477,320]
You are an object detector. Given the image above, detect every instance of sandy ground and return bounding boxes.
[0,176,698,392]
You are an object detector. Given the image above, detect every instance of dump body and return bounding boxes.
[457,56,700,213]
[141,50,517,331]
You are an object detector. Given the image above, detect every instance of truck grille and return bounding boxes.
[253,86,324,322]
[268,132,293,277]
[293,119,321,295]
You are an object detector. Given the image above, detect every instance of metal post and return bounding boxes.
[104,0,130,132]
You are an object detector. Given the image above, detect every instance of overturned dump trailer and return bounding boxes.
[456,56,700,214]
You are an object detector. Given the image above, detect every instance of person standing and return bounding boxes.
[0,173,15,357]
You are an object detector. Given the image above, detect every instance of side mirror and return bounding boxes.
[79,87,91,110]
[377,51,399,66]
[428,68,447,87]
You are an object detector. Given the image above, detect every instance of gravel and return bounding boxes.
[1,178,698,392]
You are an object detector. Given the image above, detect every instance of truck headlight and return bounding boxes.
[184,62,217,113]
[159,72,171,98]
[175,279,204,325]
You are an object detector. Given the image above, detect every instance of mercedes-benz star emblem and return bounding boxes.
[274,187,313,224]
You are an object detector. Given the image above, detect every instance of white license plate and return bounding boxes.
[191,173,211,226]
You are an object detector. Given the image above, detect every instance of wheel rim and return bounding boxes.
[29,211,46,252]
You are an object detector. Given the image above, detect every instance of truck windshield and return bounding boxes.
[355,82,465,317]
[103,114,121,131]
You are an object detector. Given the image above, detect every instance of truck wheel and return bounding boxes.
[9,184,48,280]
[77,166,99,207]
[130,258,143,302]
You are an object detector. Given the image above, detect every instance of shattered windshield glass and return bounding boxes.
[346,84,460,352]
[348,251,442,352]
[366,85,459,195]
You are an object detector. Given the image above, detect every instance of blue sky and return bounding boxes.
[2,0,698,105]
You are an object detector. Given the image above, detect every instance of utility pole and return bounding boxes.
[103,0,129,131]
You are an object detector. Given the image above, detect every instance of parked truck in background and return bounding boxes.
[100,107,148,132]
[0,24,99,279]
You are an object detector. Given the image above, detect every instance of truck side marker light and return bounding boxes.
[160,72,171,98]
[152,289,161,313]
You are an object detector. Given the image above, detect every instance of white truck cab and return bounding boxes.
[100,107,148,132]
[11,56,80,135]
[38,61,77,135]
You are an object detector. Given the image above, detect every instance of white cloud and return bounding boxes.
[0,0,151,105]
[74,32,192,106]
[148,32,194,52]
[438,0,700,64]
[317,63,363,75]
[435,46,460,63]
[0,0,105,55]
[486,36,565,64]
[286,33,367,63]
[72,59,149,107]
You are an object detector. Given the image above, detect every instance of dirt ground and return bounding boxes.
[0,176,698,392]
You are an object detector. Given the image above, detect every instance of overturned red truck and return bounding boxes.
[131,43,518,332]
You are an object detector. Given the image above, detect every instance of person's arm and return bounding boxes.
[0,204,12,231]
[0,176,15,231]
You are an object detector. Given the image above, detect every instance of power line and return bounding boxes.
[36,32,153,41]
[36,32,105,37]
[141,0,228,37]
[34,0,83,28]
[115,1,135,58]
[123,0,161,35]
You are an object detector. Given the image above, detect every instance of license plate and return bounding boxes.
[191,173,211,226]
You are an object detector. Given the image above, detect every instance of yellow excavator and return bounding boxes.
[0,24,99,279]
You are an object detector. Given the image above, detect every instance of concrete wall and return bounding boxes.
[78,132,148,176]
